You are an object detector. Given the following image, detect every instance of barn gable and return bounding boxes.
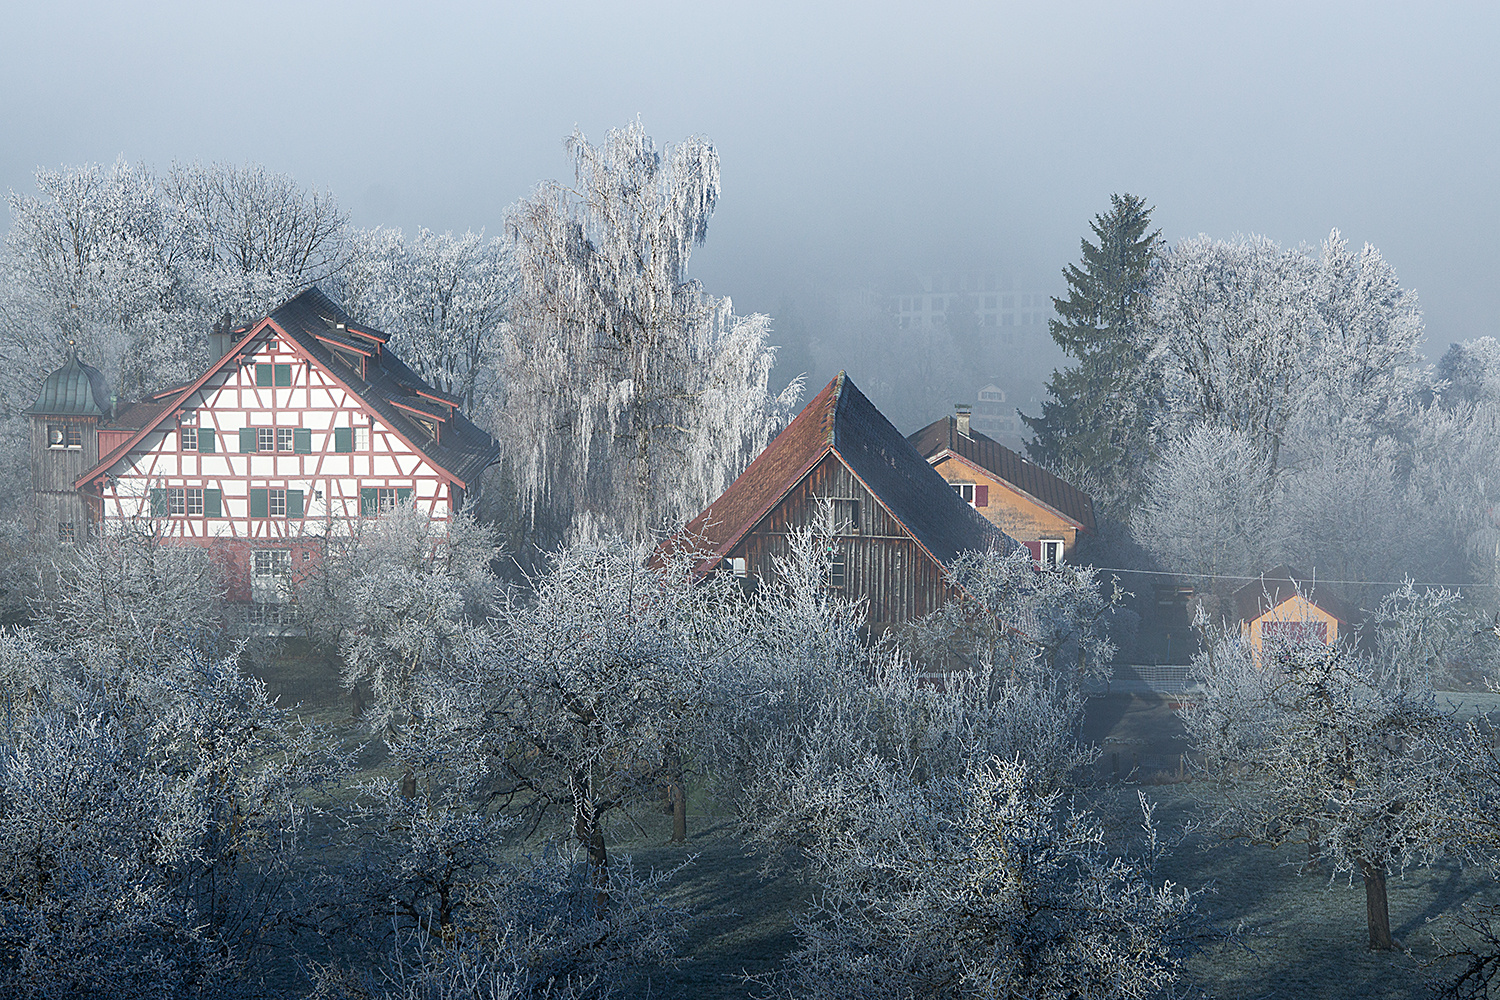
[670,372,1007,629]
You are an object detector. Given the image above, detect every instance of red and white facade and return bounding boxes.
[68,289,500,604]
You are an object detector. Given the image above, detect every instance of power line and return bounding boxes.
[1080,565,1497,590]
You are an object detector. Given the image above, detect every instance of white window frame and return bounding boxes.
[186,488,204,516]
[276,427,294,452]
[953,483,976,506]
[269,489,287,517]
[355,425,370,451]
[1039,538,1064,570]
[257,427,275,452]
[180,427,198,451]
[168,488,185,516]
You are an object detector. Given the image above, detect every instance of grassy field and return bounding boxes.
[248,650,1497,999]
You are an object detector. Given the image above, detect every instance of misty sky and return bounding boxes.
[4,1,1498,360]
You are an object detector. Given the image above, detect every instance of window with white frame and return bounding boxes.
[377,488,397,514]
[186,488,203,516]
[276,428,293,452]
[180,427,197,451]
[953,483,975,505]
[253,549,291,579]
[1039,539,1064,570]
[355,425,370,451]
[269,489,287,517]
[257,427,274,452]
[168,488,185,516]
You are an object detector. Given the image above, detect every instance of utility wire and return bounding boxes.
[1079,565,1498,589]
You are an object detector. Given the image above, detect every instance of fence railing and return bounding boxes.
[1088,663,1198,696]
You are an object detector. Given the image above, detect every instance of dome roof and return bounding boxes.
[29,350,112,417]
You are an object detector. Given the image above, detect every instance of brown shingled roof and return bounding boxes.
[672,372,1008,574]
[1232,566,1359,625]
[907,416,1096,532]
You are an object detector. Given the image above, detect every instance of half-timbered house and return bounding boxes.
[669,372,1008,633]
[33,288,500,607]
[908,407,1095,568]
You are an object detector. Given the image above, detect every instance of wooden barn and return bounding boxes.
[907,407,1095,568]
[670,372,1008,633]
[1233,566,1357,667]
[36,288,500,611]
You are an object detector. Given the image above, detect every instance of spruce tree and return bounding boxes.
[1024,194,1161,505]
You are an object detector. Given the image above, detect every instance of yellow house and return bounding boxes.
[907,407,1094,568]
[1233,566,1356,667]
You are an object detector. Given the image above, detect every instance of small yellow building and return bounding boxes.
[907,408,1094,568]
[1233,566,1356,667]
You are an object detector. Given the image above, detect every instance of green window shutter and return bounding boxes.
[204,488,222,518]
[198,428,215,453]
[249,488,268,518]
[239,428,257,453]
[256,363,272,387]
[360,487,377,516]
[293,428,312,454]
[287,489,304,518]
[397,487,414,507]
[334,427,353,453]
[274,364,292,386]
[150,488,168,517]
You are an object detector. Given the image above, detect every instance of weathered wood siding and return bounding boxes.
[31,415,100,536]
[727,453,961,631]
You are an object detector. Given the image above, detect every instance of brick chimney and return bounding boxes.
[956,403,972,438]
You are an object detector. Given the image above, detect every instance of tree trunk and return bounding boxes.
[1360,858,1395,950]
[667,779,687,843]
[572,765,609,917]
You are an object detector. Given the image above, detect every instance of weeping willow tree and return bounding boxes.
[500,120,800,541]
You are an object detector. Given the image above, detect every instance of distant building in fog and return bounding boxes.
[886,272,1056,343]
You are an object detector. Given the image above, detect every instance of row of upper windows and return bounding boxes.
[179,426,372,453]
[149,486,414,518]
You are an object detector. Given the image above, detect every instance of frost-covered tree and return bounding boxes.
[708,524,1196,998]
[337,226,507,410]
[295,501,499,728]
[1182,584,1467,950]
[901,546,1122,694]
[0,629,346,998]
[1136,426,1279,610]
[766,757,1198,1000]
[32,519,225,666]
[1146,230,1428,472]
[430,538,741,895]
[3,159,350,404]
[500,120,800,539]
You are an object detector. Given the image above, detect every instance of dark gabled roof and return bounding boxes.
[29,351,112,417]
[672,372,1008,573]
[78,287,501,490]
[907,415,1096,532]
[264,289,500,486]
[1232,566,1359,625]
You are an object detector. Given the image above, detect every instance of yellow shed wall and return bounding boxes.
[1239,594,1342,667]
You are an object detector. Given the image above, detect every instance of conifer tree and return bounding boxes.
[1024,194,1160,505]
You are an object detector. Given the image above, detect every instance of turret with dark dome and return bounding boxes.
[29,346,113,418]
[29,346,115,541]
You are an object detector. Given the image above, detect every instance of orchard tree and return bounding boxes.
[433,538,742,898]
[296,501,499,729]
[500,120,800,539]
[1024,193,1161,506]
[1182,584,1466,950]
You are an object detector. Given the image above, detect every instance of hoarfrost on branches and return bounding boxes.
[500,120,800,538]
[1182,585,1468,949]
